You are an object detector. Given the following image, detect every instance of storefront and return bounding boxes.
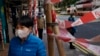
[0,0,8,50]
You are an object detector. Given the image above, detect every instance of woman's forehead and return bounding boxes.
[16,24,26,28]
[17,24,23,27]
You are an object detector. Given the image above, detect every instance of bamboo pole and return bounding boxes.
[51,4,66,56]
[52,24,66,56]
[44,3,54,56]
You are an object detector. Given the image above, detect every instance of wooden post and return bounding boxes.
[52,25,66,56]
[51,4,66,56]
[44,3,54,56]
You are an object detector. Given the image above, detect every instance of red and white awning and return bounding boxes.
[46,0,62,4]
[76,3,93,8]
[71,7,100,27]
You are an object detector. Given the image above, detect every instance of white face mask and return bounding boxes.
[16,28,30,39]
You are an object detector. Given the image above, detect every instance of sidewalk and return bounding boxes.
[0,44,9,56]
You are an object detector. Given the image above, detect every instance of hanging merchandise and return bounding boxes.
[33,0,38,37]
[28,0,38,36]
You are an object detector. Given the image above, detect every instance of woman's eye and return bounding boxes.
[16,26,25,29]
[20,26,24,29]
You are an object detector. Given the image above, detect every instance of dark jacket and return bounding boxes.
[68,16,75,22]
[67,16,76,35]
[8,33,47,56]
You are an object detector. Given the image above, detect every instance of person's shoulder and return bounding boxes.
[28,34,43,43]
[9,36,19,44]
[10,36,18,41]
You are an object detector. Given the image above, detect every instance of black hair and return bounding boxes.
[17,15,33,28]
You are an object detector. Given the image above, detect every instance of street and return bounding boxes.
[57,14,100,39]
[43,14,100,56]
[56,14,100,56]
[75,21,100,39]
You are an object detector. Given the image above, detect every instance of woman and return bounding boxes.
[8,15,47,56]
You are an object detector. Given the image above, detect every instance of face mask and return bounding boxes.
[16,28,30,39]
